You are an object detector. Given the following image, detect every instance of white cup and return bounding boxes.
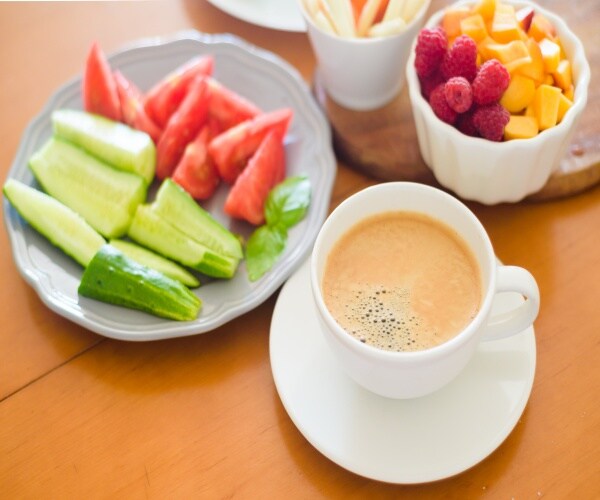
[298,1,431,111]
[311,183,540,399]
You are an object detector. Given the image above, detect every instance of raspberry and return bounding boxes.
[472,103,510,141]
[472,59,511,105]
[444,77,473,113]
[419,70,445,100]
[429,83,457,125]
[456,110,479,137]
[414,28,447,79]
[441,35,478,82]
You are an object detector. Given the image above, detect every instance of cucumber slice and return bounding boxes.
[153,179,243,259]
[3,179,105,267]
[29,138,146,238]
[109,239,200,288]
[128,204,239,279]
[52,109,156,184]
[79,244,201,321]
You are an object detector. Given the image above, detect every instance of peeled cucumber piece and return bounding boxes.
[79,245,201,321]
[3,179,105,267]
[29,138,146,238]
[109,239,200,288]
[153,179,243,259]
[52,109,156,184]
[128,204,239,279]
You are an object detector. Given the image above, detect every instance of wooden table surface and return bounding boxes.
[1,1,598,497]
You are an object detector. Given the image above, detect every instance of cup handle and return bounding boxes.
[482,266,540,342]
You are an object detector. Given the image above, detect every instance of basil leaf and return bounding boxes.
[246,225,287,282]
[265,176,311,229]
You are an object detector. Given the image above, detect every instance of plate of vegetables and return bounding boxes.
[3,31,336,341]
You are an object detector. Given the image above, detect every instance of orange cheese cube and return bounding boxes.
[553,59,572,91]
[516,38,545,85]
[504,115,539,140]
[500,74,536,113]
[533,84,562,130]
[471,0,496,21]
[442,7,471,39]
[528,13,556,42]
[557,93,573,123]
[491,4,521,43]
[539,38,561,73]
[460,14,488,42]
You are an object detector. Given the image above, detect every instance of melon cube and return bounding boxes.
[460,14,488,42]
[564,85,575,101]
[524,104,536,118]
[557,93,573,123]
[553,59,572,91]
[528,13,556,42]
[516,38,545,85]
[442,7,471,39]
[500,74,536,113]
[486,40,532,73]
[471,0,496,22]
[539,38,561,73]
[504,115,539,140]
[491,4,521,43]
[533,84,562,130]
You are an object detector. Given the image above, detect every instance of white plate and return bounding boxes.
[270,258,536,484]
[3,31,335,341]
[207,0,306,32]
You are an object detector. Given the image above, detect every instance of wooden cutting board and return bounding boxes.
[313,0,600,202]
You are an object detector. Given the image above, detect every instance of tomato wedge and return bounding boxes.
[224,131,286,225]
[206,77,262,132]
[156,76,210,179]
[144,55,214,129]
[82,42,121,121]
[172,127,220,200]
[208,108,292,184]
[113,70,162,143]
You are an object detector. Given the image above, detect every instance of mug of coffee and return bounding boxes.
[311,183,540,399]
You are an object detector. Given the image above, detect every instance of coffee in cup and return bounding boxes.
[322,211,482,352]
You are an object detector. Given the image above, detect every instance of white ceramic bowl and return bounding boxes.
[406,0,590,204]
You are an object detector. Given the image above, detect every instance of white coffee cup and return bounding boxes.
[298,0,431,111]
[311,183,540,399]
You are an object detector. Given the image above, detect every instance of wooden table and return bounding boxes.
[1,1,598,497]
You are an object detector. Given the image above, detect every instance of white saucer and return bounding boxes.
[270,258,536,484]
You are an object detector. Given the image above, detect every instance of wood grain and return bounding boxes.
[0,0,599,498]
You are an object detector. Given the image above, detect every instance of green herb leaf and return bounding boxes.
[265,176,311,229]
[246,225,287,282]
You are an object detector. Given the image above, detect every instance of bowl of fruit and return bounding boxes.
[406,0,590,204]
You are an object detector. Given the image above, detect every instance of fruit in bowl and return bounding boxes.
[415,0,575,142]
[405,0,590,204]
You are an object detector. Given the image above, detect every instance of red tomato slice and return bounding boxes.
[82,42,121,121]
[113,70,162,143]
[208,108,292,185]
[144,55,214,129]
[224,131,286,226]
[156,76,210,179]
[206,77,261,131]
[172,127,220,200]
